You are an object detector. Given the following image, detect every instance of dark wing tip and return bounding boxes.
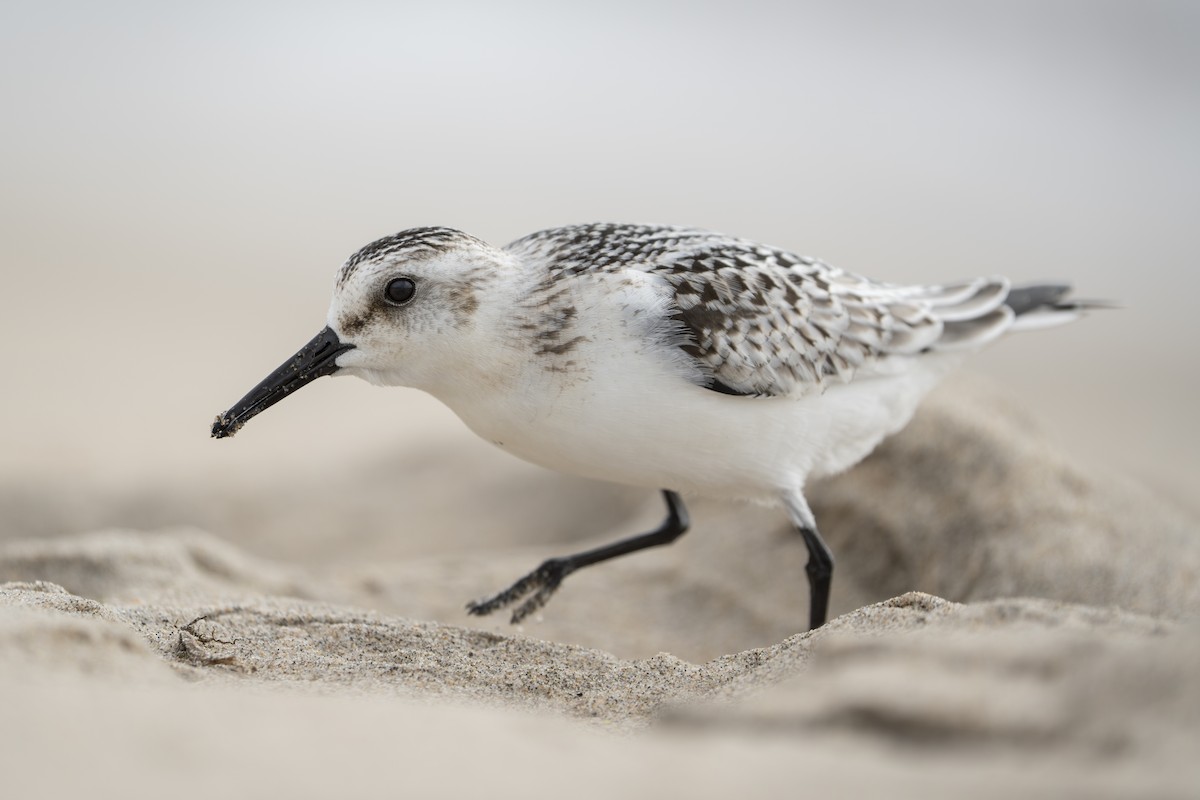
[1004,283,1072,316]
[704,377,760,397]
[1006,283,1119,316]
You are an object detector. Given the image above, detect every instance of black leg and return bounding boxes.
[781,491,834,631]
[797,524,833,630]
[467,490,689,624]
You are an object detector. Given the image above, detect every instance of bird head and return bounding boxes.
[211,227,510,439]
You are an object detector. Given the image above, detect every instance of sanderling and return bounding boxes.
[212,223,1102,630]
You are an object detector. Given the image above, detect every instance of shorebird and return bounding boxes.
[212,223,1098,630]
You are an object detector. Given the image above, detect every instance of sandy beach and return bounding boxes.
[2,378,1198,798]
[3,4,1198,797]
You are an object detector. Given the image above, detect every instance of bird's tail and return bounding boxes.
[1004,283,1114,332]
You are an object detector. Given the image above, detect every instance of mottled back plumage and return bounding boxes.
[508,223,1024,398]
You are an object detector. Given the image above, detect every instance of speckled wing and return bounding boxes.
[652,235,1015,397]
[508,223,1015,398]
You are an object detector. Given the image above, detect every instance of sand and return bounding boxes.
[2,377,1198,798]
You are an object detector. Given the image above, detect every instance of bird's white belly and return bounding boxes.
[439,346,959,503]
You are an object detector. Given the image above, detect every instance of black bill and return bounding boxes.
[211,326,354,439]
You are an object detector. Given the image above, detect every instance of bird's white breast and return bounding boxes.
[432,273,963,503]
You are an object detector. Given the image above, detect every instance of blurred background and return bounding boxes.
[1,0,1197,544]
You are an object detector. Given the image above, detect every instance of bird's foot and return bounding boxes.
[466,557,573,624]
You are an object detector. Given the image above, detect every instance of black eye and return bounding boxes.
[384,277,417,305]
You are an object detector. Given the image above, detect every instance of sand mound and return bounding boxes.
[1,572,1196,798]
